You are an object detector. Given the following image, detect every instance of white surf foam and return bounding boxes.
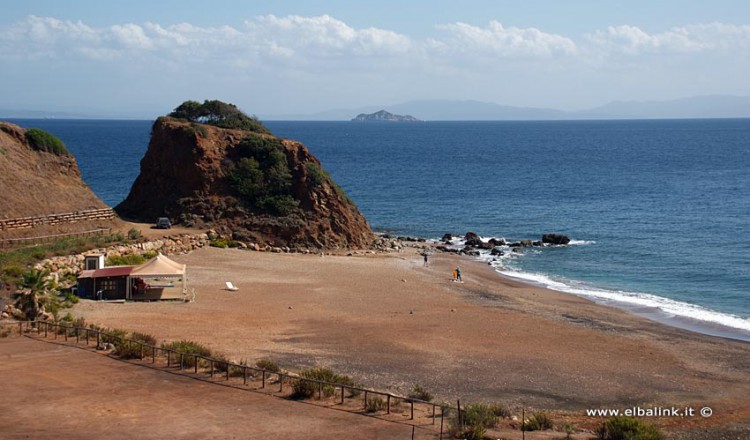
[444,235,750,339]
[494,266,750,337]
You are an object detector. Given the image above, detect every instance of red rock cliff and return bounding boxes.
[0,122,107,219]
[116,117,374,249]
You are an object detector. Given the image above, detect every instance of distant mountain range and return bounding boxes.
[265,95,750,121]
[2,95,748,121]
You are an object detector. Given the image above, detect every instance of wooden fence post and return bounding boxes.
[440,406,444,439]
[410,400,414,420]
[262,370,266,388]
[387,395,391,414]
[364,391,368,410]
[340,386,345,404]
[195,356,198,374]
[210,360,214,377]
[243,366,247,385]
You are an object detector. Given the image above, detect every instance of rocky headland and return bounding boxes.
[116,101,374,249]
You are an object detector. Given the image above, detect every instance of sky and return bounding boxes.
[2,0,750,117]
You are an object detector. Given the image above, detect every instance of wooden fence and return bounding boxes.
[0,208,115,231]
[0,228,112,249]
[3,321,474,439]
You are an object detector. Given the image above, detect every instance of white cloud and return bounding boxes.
[587,22,750,55]
[432,21,578,57]
[244,14,412,58]
[0,14,748,114]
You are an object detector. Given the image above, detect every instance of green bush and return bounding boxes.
[408,384,434,402]
[115,332,156,360]
[169,100,270,134]
[227,135,299,216]
[305,161,327,187]
[596,416,665,440]
[127,228,142,240]
[256,359,281,373]
[209,238,229,248]
[291,367,359,400]
[366,396,386,413]
[25,128,68,155]
[142,251,158,259]
[101,328,129,346]
[258,194,298,216]
[106,254,146,266]
[161,340,212,368]
[464,403,503,429]
[522,412,553,431]
[59,292,79,309]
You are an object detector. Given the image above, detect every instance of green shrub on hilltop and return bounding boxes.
[305,161,327,187]
[25,128,69,155]
[169,99,270,134]
[227,135,299,216]
[597,416,665,440]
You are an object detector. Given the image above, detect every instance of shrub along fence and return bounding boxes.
[5,321,459,438]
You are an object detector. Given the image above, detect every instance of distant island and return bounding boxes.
[351,109,422,122]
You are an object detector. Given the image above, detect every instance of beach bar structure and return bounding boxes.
[76,254,187,301]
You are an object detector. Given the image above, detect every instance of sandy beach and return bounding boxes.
[69,245,750,437]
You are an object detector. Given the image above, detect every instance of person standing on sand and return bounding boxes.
[423,253,429,267]
[456,266,462,282]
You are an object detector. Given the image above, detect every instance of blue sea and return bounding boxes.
[8,118,750,341]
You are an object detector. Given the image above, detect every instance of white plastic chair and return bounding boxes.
[225,281,239,291]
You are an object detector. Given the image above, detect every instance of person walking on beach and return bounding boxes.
[423,252,429,267]
[456,266,462,282]
[452,268,458,282]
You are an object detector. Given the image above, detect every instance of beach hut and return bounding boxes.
[77,266,133,300]
[128,254,187,301]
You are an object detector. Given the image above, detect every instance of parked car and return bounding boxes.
[156,217,172,229]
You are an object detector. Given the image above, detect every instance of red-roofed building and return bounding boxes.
[77,266,134,300]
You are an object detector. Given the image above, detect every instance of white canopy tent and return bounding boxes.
[127,254,187,300]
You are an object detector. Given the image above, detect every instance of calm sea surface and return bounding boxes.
[9,118,750,341]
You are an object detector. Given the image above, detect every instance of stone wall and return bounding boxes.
[37,233,209,287]
[0,209,115,231]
